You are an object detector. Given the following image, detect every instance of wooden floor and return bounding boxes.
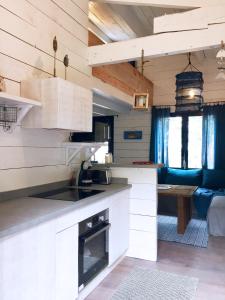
[86,237,225,300]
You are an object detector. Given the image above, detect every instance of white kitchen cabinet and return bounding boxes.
[130,198,156,216]
[130,214,157,233]
[21,77,93,131]
[0,221,56,300]
[0,189,131,300]
[108,190,130,266]
[128,230,157,261]
[0,221,79,300]
[56,224,78,300]
[111,167,158,262]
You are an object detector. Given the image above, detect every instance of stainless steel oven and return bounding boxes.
[78,210,110,290]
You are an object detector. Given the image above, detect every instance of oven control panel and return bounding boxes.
[79,209,108,235]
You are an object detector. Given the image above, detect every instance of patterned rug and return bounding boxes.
[158,215,208,248]
[111,268,198,300]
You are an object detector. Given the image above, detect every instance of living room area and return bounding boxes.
[154,106,225,249]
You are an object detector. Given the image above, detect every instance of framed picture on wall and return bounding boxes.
[133,93,149,110]
[124,131,142,140]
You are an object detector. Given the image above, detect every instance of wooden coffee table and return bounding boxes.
[158,185,197,234]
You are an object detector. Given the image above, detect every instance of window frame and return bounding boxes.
[169,111,202,169]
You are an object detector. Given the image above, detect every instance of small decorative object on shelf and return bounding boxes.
[0,76,6,92]
[63,54,69,80]
[53,36,58,77]
[105,153,113,164]
[133,49,150,110]
[133,93,149,110]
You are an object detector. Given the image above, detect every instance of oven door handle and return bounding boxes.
[82,223,111,244]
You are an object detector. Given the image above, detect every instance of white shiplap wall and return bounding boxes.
[114,110,151,164]
[0,0,90,192]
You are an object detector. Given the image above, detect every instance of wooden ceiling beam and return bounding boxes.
[154,5,225,34]
[88,22,225,66]
[92,0,204,9]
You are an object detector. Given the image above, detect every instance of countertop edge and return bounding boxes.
[94,163,163,169]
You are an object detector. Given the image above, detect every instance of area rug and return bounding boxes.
[158,215,208,248]
[111,268,198,300]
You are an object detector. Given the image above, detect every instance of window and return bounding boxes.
[168,117,182,168]
[168,114,203,169]
[188,116,203,168]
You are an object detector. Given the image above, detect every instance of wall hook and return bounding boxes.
[53,36,58,77]
[63,54,69,80]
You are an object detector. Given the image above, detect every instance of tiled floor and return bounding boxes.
[86,237,225,300]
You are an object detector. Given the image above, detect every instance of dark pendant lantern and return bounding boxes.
[175,53,204,112]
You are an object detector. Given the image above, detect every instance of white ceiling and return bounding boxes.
[89,2,185,42]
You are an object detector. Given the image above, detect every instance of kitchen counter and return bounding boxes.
[93,163,163,169]
[0,182,131,300]
[0,183,131,240]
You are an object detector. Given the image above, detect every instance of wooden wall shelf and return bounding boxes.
[63,142,105,165]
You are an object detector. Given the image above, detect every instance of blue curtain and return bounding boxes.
[150,107,170,165]
[202,105,225,169]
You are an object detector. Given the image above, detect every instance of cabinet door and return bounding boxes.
[56,224,78,300]
[58,81,79,130]
[58,82,92,132]
[108,190,130,266]
[0,221,56,300]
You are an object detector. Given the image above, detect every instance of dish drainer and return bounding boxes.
[0,105,18,131]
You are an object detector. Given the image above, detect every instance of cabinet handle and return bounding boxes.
[107,126,111,139]
[103,126,106,140]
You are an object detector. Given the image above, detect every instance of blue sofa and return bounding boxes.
[158,168,225,219]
